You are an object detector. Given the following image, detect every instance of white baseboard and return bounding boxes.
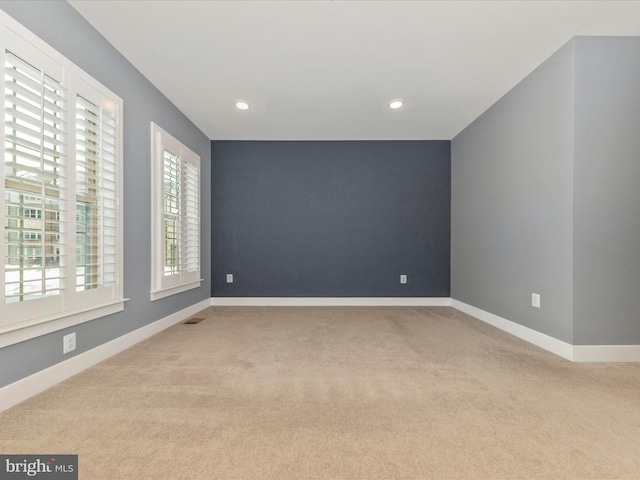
[450,299,575,361]
[451,299,640,362]
[572,345,640,362]
[0,298,211,414]
[210,297,452,307]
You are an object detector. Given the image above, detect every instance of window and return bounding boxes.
[0,13,124,346]
[23,208,42,219]
[150,123,201,300]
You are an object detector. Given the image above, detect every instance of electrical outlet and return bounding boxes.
[226,273,234,284]
[400,275,407,284]
[532,293,541,308]
[63,332,76,354]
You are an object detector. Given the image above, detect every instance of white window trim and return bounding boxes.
[0,300,126,349]
[150,122,202,301]
[0,11,127,347]
[150,279,203,302]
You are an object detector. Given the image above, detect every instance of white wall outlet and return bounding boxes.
[532,293,541,308]
[63,332,76,354]
[400,274,407,284]
[226,273,234,284]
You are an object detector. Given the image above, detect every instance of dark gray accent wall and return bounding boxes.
[211,141,450,297]
[573,37,640,345]
[0,1,211,388]
[451,41,575,343]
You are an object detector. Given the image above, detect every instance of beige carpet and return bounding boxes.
[1,306,639,479]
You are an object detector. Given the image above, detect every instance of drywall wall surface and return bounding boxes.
[0,1,211,388]
[572,36,640,345]
[211,141,450,297]
[451,40,575,343]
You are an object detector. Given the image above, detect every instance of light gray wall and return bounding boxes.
[0,1,211,388]
[573,37,640,345]
[451,41,575,343]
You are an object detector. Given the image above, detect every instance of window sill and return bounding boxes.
[0,298,129,349]
[150,279,203,301]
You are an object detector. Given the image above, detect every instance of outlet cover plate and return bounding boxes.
[63,332,76,354]
[532,293,541,308]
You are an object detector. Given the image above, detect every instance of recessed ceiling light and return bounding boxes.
[389,99,404,109]
[235,100,250,110]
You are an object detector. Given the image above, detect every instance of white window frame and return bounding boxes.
[150,122,201,301]
[0,11,126,348]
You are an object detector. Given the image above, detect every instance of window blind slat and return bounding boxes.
[5,134,64,159]
[4,159,67,181]
[5,77,64,115]
[4,113,65,138]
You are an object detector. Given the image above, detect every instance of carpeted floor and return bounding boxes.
[1,306,639,479]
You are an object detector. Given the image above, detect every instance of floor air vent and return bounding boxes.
[183,317,205,324]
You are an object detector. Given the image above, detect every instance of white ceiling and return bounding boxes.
[68,0,640,141]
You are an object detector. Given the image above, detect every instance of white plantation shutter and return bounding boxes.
[3,49,67,323]
[163,149,180,277]
[75,94,119,293]
[184,156,199,274]
[0,18,124,343]
[151,123,201,300]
